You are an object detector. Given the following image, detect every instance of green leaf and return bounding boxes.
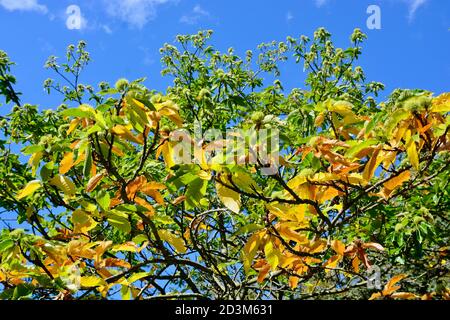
[107,210,131,233]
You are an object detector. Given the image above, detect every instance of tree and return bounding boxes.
[0,29,448,300]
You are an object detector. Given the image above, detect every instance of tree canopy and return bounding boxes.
[0,29,449,300]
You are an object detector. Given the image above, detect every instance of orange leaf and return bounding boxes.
[289,276,299,289]
[257,263,271,283]
[381,170,411,199]
[331,240,346,256]
[126,176,147,199]
[135,197,155,216]
[362,147,382,181]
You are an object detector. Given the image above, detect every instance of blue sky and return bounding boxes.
[0,0,449,113]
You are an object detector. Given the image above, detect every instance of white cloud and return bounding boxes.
[180,4,210,25]
[315,0,327,7]
[286,11,294,22]
[102,25,113,34]
[0,0,47,14]
[103,0,174,29]
[405,0,428,21]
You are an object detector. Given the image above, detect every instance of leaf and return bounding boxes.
[28,151,43,177]
[185,178,207,210]
[67,118,80,135]
[158,230,186,253]
[406,138,419,170]
[385,109,411,137]
[107,211,131,233]
[59,152,75,175]
[16,180,41,199]
[86,173,105,192]
[382,170,411,197]
[324,255,341,270]
[257,263,271,283]
[362,147,382,181]
[72,210,97,234]
[50,175,77,196]
[431,93,450,113]
[345,139,378,158]
[216,182,241,213]
[157,141,176,169]
[264,241,279,271]
[80,276,105,288]
[328,101,354,116]
[234,224,263,236]
[390,292,417,300]
[242,231,264,273]
[126,176,146,199]
[385,274,408,291]
[363,242,385,251]
[331,240,345,256]
[289,276,299,289]
[112,242,139,252]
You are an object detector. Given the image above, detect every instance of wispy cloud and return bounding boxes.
[103,0,175,29]
[286,11,294,22]
[180,4,210,25]
[405,0,428,21]
[0,0,47,14]
[315,0,327,7]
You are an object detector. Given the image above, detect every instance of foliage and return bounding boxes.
[0,29,449,300]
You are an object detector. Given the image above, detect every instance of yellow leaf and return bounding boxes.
[324,255,341,271]
[50,175,77,196]
[406,139,419,170]
[80,276,105,288]
[158,230,186,253]
[328,101,354,116]
[112,125,143,144]
[264,241,279,271]
[314,112,325,127]
[67,118,80,135]
[72,210,97,234]
[157,141,176,169]
[16,180,41,199]
[216,182,241,213]
[28,151,43,177]
[112,242,139,252]
[331,240,345,256]
[431,93,450,113]
[242,231,264,273]
[60,152,75,175]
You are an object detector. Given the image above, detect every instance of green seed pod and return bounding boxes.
[115,78,129,92]
[251,111,265,124]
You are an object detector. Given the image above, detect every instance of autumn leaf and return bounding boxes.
[16,180,41,199]
[216,182,241,213]
[362,147,382,181]
[60,152,75,175]
[86,172,105,192]
[331,240,346,256]
[158,230,187,253]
